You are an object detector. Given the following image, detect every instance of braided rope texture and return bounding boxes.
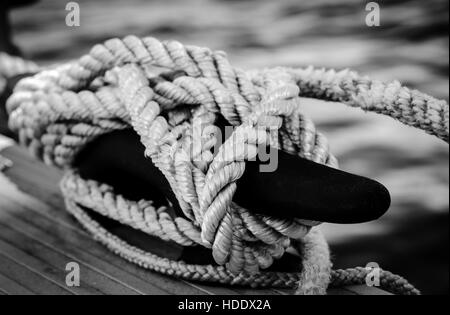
[330,268,421,296]
[5,36,445,294]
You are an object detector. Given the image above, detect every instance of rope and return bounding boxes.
[330,268,421,296]
[0,53,39,171]
[286,67,449,142]
[0,52,39,88]
[4,36,447,294]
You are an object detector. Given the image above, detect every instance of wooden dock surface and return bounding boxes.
[0,143,390,295]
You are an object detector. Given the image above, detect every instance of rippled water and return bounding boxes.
[9,0,449,293]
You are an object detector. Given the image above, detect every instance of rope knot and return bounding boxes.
[3,36,441,292]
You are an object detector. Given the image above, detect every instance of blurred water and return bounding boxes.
[10,0,449,294]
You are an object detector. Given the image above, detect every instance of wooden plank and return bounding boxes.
[0,199,162,295]
[0,224,104,295]
[0,194,238,295]
[271,289,294,295]
[327,288,357,295]
[0,153,202,295]
[344,285,392,296]
[231,288,284,295]
[2,148,65,210]
[0,195,209,295]
[0,253,72,295]
[0,273,35,295]
[0,174,91,236]
[0,187,246,295]
[0,250,79,295]
[0,172,231,294]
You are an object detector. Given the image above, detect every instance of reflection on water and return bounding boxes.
[10,0,449,294]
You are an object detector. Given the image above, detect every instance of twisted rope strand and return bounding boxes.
[288,67,449,142]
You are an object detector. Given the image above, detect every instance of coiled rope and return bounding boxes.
[3,36,448,295]
[0,53,38,170]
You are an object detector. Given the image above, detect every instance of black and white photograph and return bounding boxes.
[0,0,448,300]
